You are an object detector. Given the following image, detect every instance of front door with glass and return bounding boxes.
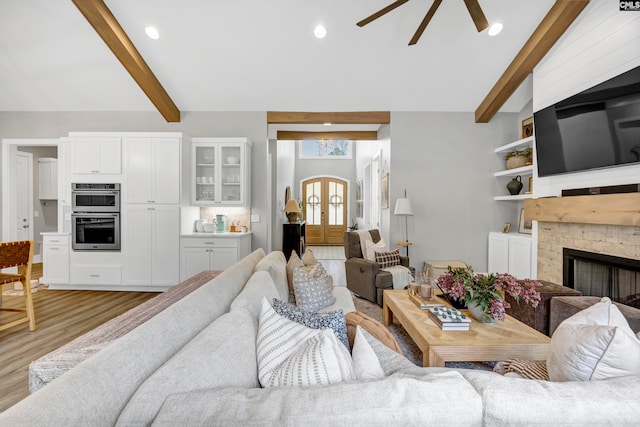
[303,177,347,245]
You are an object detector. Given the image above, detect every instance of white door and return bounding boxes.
[15,151,33,241]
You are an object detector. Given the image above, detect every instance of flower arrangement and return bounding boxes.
[436,265,542,322]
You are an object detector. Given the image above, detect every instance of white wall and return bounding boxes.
[388,112,517,272]
[533,0,640,197]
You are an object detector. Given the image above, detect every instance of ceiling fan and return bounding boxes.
[357,0,490,46]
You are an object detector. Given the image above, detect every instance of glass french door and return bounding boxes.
[302,177,348,245]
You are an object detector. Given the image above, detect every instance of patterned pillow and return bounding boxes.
[293,265,336,312]
[256,298,354,387]
[272,298,349,349]
[375,249,401,268]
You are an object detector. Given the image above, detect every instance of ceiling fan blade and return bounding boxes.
[463,0,490,32]
[357,0,409,27]
[408,0,442,46]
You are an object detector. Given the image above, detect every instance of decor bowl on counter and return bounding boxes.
[225,156,240,164]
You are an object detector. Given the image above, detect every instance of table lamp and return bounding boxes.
[394,190,413,256]
[284,199,302,223]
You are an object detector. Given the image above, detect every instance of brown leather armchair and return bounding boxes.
[344,229,413,306]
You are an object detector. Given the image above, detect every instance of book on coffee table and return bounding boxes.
[409,293,445,310]
[428,306,471,331]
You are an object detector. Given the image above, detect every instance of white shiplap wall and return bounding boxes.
[533,0,640,198]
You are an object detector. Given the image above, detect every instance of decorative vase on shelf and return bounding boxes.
[506,175,523,195]
[467,301,498,324]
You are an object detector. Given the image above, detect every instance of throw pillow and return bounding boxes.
[374,249,402,268]
[344,311,402,354]
[268,328,355,387]
[293,265,336,312]
[547,297,640,381]
[351,326,384,380]
[365,238,386,261]
[257,298,354,387]
[301,248,319,266]
[272,298,349,349]
[286,250,306,303]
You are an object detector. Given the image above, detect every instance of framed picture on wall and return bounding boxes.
[521,116,534,138]
[518,208,532,234]
[381,172,389,209]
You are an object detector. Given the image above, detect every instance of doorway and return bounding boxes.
[302,177,347,245]
[15,152,33,242]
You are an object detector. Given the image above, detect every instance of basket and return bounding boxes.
[506,155,527,170]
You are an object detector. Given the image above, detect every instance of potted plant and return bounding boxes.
[348,219,359,231]
[435,265,541,323]
[505,147,533,170]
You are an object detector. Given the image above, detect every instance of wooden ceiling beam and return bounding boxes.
[267,111,390,125]
[277,131,378,141]
[72,0,180,122]
[474,0,589,123]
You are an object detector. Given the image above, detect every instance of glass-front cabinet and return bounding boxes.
[191,138,251,206]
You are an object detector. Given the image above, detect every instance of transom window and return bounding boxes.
[298,140,352,159]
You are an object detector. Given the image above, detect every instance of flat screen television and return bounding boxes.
[534,65,640,177]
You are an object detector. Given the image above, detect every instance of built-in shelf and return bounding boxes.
[494,136,534,154]
[494,194,533,201]
[494,165,533,177]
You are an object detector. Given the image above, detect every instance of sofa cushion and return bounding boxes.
[257,298,354,387]
[117,307,259,426]
[255,251,289,301]
[374,249,401,268]
[152,371,483,426]
[547,297,640,381]
[293,264,336,312]
[301,248,319,266]
[272,298,349,349]
[286,251,305,303]
[230,270,280,319]
[352,326,384,380]
[345,311,402,354]
[318,286,356,314]
[462,370,640,425]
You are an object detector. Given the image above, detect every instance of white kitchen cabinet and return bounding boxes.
[41,233,69,285]
[488,232,532,278]
[71,137,121,174]
[124,137,180,204]
[123,204,180,289]
[38,158,58,200]
[180,233,251,280]
[191,138,251,207]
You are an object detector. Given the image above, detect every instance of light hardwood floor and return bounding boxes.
[0,289,158,412]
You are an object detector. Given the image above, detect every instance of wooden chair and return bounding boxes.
[0,240,36,332]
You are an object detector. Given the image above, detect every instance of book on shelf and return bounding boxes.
[409,293,445,310]
[428,306,470,331]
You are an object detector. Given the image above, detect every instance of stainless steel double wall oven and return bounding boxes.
[71,183,121,250]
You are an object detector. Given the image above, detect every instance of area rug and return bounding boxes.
[352,294,496,371]
[307,246,345,260]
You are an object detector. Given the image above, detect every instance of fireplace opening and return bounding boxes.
[563,248,640,309]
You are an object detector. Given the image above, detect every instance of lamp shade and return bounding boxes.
[394,198,413,216]
[284,199,301,213]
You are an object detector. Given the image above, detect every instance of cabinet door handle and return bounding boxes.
[49,247,60,251]
[204,242,215,245]
[50,239,60,243]
[90,274,100,277]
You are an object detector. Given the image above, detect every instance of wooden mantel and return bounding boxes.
[524,193,640,227]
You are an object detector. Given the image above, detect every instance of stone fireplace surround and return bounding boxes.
[537,222,640,285]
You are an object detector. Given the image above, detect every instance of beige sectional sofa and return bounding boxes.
[2,249,640,426]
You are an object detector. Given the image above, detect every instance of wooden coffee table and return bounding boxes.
[382,289,550,367]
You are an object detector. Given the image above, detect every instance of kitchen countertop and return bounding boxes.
[181,232,252,238]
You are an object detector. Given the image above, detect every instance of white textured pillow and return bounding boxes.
[257,298,354,388]
[352,326,384,380]
[268,329,354,387]
[365,238,386,261]
[547,297,640,381]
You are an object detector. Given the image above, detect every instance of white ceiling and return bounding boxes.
[0,0,556,115]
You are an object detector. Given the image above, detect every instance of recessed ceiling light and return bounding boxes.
[145,26,160,40]
[314,25,327,39]
[488,22,503,37]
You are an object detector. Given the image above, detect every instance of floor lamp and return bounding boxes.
[394,190,413,257]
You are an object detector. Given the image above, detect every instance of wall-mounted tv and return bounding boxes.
[534,65,640,177]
